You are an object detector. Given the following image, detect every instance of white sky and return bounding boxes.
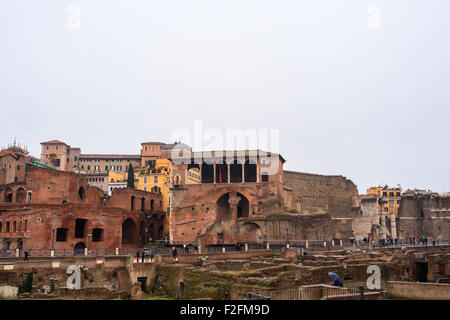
[1,0,449,194]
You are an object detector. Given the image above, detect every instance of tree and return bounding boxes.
[48,153,57,165]
[127,164,135,188]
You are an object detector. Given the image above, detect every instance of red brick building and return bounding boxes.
[0,163,165,252]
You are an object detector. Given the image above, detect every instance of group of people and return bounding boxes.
[407,235,431,245]
[135,249,154,263]
[170,244,199,261]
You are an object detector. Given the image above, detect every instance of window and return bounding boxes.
[95,165,99,171]
[144,187,147,191]
[54,159,60,167]
[81,165,84,169]
[46,145,49,150]
[92,228,103,242]
[384,207,388,212]
[87,165,91,171]
[105,166,108,171]
[154,176,158,183]
[75,219,87,238]
[74,156,78,161]
[56,146,59,150]
[56,228,68,242]
[144,176,147,184]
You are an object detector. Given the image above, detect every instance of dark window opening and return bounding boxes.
[244,159,257,182]
[141,197,145,210]
[92,228,103,242]
[75,218,87,238]
[261,172,269,182]
[56,228,68,242]
[201,163,214,183]
[78,187,85,201]
[158,225,164,240]
[122,219,137,245]
[230,160,242,183]
[217,193,230,219]
[131,196,136,210]
[215,163,228,183]
[151,199,154,211]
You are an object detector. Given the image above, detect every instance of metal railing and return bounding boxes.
[248,285,378,300]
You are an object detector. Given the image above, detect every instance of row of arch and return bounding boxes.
[130,196,160,211]
[2,187,28,203]
[121,219,165,246]
[185,160,269,184]
[0,219,27,233]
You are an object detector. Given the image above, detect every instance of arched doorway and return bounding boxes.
[74,242,86,256]
[4,188,13,202]
[237,193,249,218]
[217,193,230,219]
[122,219,137,245]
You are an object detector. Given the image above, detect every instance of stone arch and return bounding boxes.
[240,222,264,242]
[78,186,85,202]
[230,160,242,183]
[16,239,23,251]
[236,192,249,218]
[16,187,26,203]
[244,159,257,182]
[122,218,137,245]
[74,242,86,256]
[216,193,230,219]
[4,188,13,202]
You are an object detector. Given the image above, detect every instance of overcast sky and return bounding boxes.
[1,0,449,194]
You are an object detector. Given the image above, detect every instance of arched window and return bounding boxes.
[78,187,85,201]
[131,196,136,210]
[244,159,257,182]
[261,172,269,183]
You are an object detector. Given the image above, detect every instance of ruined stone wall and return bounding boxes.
[352,196,379,240]
[397,196,450,240]
[283,171,358,239]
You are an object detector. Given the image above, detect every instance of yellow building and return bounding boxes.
[136,159,171,213]
[108,171,125,183]
[186,167,201,184]
[367,186,402,218]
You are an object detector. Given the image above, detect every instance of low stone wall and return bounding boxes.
[159,249,273,264]
[388,281,450,300]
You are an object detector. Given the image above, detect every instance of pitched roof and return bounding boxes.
[40,140,68,145]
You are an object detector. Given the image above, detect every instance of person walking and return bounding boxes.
[24,250,29,261]
[150,250,154,262]
[141,250,145,263]
[136,250,140,263]
[172,247,178,261]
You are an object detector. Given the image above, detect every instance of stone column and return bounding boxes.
[213,163,216,184]
[390,214,397,239]
[227,165,230,183]
[241,163,245,183]
[245,244,248,252]
[116,248,119,255]
[266,242,270,250]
